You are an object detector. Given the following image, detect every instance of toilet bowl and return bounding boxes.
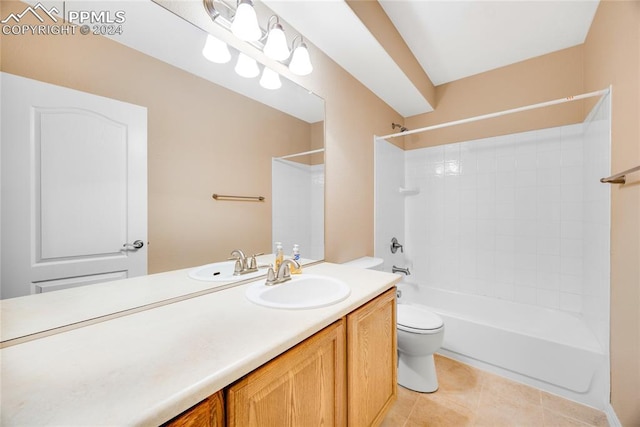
[397,304,444,392]
[343,257,445,393]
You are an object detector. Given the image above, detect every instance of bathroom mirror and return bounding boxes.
[0,0,324,340]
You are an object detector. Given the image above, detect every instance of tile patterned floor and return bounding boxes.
[382,354,609,427]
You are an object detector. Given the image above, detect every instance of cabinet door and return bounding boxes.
[163,390,224,427]
[347,288,397,426]
[226,319,347,426]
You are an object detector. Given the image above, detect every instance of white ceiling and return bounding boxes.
[265,0,600,116]
[380,0,600,86]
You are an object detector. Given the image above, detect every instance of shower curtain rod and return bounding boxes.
[379,88,610,140]
[276,148,325,160]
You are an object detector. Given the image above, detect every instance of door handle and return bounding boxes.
[123,240,144,250]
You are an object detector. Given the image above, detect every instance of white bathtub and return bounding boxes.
[397,282,607,408]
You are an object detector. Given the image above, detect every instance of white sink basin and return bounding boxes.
[245,274,351,309]
[188,261,265,282]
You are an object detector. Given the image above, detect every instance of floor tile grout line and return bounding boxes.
[543,406,603,427]
[403,394,421,427]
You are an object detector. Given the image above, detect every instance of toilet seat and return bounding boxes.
[397,304,444,334]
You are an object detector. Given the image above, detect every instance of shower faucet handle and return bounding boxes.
[391,237,404,254]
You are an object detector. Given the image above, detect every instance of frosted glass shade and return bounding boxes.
[231,0,261,42]
[263,24,289,61]
[235,53,260,78]
[289,43,313,76]
[259,67,282,90]
[202,35,231,64]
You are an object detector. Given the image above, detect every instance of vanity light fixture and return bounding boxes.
[201,0,314,83]
[263,16,289,61]
[235,52,260,78]
[202,34,231,64]
[231,0,261,42]
[289,36,313,76]
[202,0,313,76]
[259,67,282,90]
[203,0,219,20]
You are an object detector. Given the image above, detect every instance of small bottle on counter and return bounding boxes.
[290,244,302,274]
[275,242,284,272]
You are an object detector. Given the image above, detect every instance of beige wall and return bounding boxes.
[404,45,587,150]
[314,54,402,263]
[584,1,640,425]
[270,122,323,166]
[0,1,316,273]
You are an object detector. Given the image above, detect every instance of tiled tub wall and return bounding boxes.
[581,95,611,349]
[403,103,610,325]
[272,159,325,260]
[374,138,406,271]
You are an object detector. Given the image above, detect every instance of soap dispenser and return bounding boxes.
[274,242,284,271]
[290,244,302,274]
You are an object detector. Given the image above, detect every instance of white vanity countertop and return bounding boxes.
[0,262,399,426]
[0,254,292,343]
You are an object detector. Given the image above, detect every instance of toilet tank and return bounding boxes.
[343,256,384,271]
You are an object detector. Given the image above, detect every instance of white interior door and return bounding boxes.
[1,72,147,299]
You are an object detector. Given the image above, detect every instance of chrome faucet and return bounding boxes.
[392,265,411,275]
[266,259,301,285]
[229,249,263,276]
[229,249,246,274]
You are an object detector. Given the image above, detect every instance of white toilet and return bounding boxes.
[396,303,444,392]
[343,257,445,393]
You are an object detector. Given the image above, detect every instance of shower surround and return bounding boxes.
[375,95,611,409]
[272,158,324,261]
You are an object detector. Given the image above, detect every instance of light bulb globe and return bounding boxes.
[263,24,289,61]
[260,67,282,90]
[202,34,231,64]
[231,0,261,42]
[235,53,260,78]
[289,43,313,76]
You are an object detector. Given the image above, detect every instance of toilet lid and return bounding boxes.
[397,304,443,331]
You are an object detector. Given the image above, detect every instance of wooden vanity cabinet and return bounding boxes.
[226,319,347,426]
[347,287,397,426]
[165,288,396,427]
[164,391,224,427]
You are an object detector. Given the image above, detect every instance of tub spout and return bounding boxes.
[392,265,411,275]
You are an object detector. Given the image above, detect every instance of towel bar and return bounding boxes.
[600,165,640,184]
[212,194,265,202]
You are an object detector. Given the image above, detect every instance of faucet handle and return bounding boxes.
[233,259,243,275]
[248,253,263,270]
[390,237,404,254]
[265,265,276,285]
